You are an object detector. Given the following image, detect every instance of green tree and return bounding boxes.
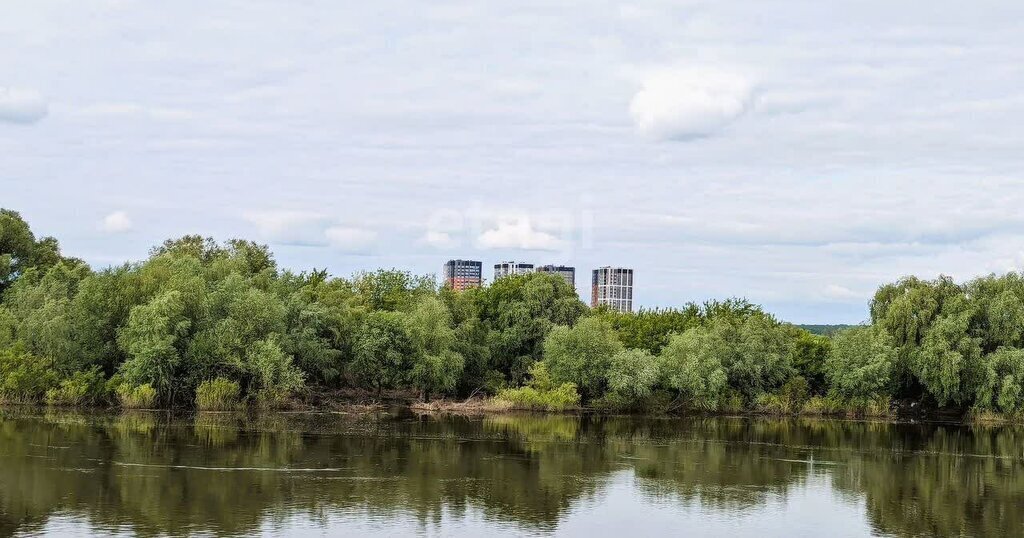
[65,265,143,374]
[728,314,793,399]
[595,306,701,354]
[870,276,961,394]
[605,348,660,405]
[0,306,15,348]
[471,272,587,386]
[351,311,413,397]
[117,291,191,405]
[543,317,623,400]
[659,327,729,409]
[406,297,464,399]
[247,336,304,407]
[981,347,1024,413]
[352,269,434,312]
[965,273,1024,352]
[0,344,58,403]
[1,261,90,371]
[0,209,64,294]
[826,326,896,401]
[790,330,831,395]
[914,304,984,407]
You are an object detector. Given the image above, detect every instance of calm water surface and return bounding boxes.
[0,409,1021,537]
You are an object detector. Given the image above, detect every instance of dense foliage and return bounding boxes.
[3,208,1024,416]
[0,210,588,409]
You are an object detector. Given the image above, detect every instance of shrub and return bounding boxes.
[753,393,788,415]
[804,394,892,417]
[496,384,580,411]
[750,378,812,415]
[195,377,241,411]
[720,391,745,413]
[117,383,158,409]
[0,345,57,404]
[860,395,893,417]
[800,395,839,415]
[248,337,305,408]
[495,362,581,411]
[778,376,811,411]
[45,367,108,406]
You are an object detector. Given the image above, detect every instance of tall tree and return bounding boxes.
[0,209,64,294]
[351,311,414,398]
[406,296,464,399]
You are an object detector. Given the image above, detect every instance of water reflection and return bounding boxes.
[0,409,1021,536]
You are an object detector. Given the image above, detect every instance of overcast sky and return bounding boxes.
[2,1,1023,323]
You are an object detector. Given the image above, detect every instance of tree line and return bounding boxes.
[2,207,1024,417]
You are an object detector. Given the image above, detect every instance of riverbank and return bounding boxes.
[399,395,990,423]
[1,386,1001,423]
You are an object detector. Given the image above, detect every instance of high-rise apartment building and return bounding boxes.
[443,259,482,291]
[493,261,534,281]
[537,264,576,290]
[591,267,633,312]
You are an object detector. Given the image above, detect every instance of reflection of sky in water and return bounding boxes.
[31,473,873,537]
[555,472,872,538]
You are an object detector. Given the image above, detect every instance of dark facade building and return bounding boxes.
[537,264,576,290]
[443,259,482,291]
[591,266,633,312]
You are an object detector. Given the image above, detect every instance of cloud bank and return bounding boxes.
[244,210,377,252]
[325,226,377,252]
[3,1,1023,323]
[0,87,48,124]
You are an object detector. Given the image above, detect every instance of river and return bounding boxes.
[0,409,1020,536]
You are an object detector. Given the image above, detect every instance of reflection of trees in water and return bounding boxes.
[828,423,1024,537]
[624,418,815,511]
[0,410,1022,536]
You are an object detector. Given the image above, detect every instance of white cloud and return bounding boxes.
[629,68,753,140]
[822,284,863,301]
[422,230,457,249]
[99,211,133,233]
[244,211,378,251]
[477,218,564,251]
[243,211,331,246]
[0,87,48,124]
[325,226,377,252]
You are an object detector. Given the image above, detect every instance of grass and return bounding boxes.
[195,377,241,411]
[494,383,581,411]
[45,368,107,407]
[117,383,158,409]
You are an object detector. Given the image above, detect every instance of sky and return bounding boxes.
[2,1,1023,324]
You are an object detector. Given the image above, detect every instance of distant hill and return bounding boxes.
[796,324,856,336]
